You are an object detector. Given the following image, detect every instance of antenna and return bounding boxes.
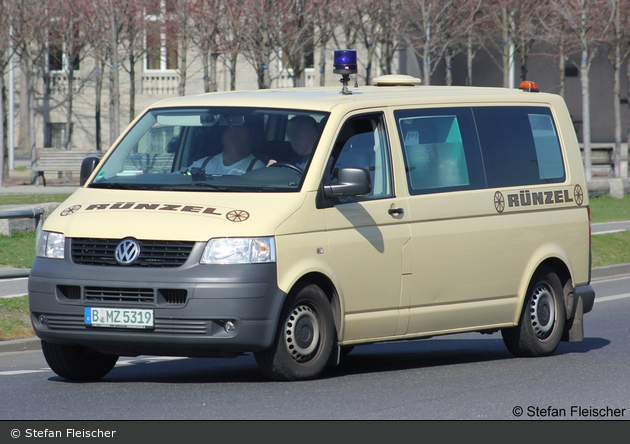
[333,50,357,95]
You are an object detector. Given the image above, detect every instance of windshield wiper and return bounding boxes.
[160,183,237,192]
[88,182,150,190]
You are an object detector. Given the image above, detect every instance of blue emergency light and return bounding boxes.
[333,49,357,75]
[334,49,357,95]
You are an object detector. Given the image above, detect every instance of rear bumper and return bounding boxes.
[575,284,595,314]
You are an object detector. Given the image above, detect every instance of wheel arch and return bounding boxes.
[515,254,574,324]
[288,272,343,343]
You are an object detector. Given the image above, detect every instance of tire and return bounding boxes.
[255,283,335,381]
[502,267,566,357]
[42,340,118,381]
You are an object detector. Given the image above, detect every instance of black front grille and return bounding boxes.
[85,286,154,304]
[71,238,195,267]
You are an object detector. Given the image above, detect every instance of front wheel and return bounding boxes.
[502,267,566,357]
[42,340,118,381]
[255,283,335,381]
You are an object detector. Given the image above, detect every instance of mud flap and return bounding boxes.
[329,345,341,366]
[562,296,584,342]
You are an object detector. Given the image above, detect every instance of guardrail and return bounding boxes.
[0,207,43,279]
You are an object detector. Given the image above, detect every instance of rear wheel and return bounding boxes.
[42,340,118,381]
[502,267,566,357]
[255,283,335,381]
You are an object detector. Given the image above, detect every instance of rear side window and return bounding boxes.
[395,106,566,194]
[474,107,565,187]
[395,108,485,195]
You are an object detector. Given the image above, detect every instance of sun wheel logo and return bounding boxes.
[494,191,505,213]
[115,239,141,265]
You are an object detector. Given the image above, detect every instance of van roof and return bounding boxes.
[149,80,558,114]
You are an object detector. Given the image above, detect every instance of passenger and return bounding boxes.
[189,125,264,175]
[267,115,319,170]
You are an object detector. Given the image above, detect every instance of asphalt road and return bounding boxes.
[0,273,628,420]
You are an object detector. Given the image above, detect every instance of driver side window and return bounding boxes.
[327,113,393,202]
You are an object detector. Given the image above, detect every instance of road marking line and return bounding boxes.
[0,369,49,376]
[0,277,28,283]
[594,293,630,303]
[592,229,626,235]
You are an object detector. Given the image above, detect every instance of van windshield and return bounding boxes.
[88,107,329,192]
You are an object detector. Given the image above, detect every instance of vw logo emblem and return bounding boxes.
[115,239,141,265]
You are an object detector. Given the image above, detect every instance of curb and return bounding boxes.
[591,263,630,280]
[0,337,41,353]
[0,268,30,279]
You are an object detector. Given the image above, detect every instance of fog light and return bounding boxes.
[224,321,236,333]
[39,315,48,328]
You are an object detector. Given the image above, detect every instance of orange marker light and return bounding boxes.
[519,80,539,92]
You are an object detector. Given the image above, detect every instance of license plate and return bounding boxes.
[85,307,154,329]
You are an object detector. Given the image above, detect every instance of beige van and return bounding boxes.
[29,66,594,381]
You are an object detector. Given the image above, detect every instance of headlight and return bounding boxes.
[201,237,276,264]
[36,231,65,259]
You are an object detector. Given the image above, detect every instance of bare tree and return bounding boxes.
[12,0,50,181]
[535,2,577,98]
[601,0,630,178]
[239,0,280,89]
[0,0,19,185]
[119,0,152,121]
[220,2,246,91]
[479,0,518,87]
[188,0,222,92]
[551,0,614,181]
[354,0,407,84]
[404,0,456,85]
[275,0,319,87]
[46,0,89,152]
[311,0,341,86]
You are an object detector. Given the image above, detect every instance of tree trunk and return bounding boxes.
[178,42,187,96]
[95,60,104,151]
[210,52,218,92]
[319,37,327,87]
[445,46,453,86]
[0,68,5,186]
[129,54,136,122]
[558,38,566,98]
[230,53,237,91]
[613,44,621,178]
[467,32,473,86]
[581,47,592,181]
[109,16,120,145]
[501,7,511,88]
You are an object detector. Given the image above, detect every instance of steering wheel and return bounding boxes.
[269,162,303,174]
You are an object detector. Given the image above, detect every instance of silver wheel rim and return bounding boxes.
[529,283,556,339]
[284,305,320,362]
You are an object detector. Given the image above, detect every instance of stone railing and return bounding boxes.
[141,73,181,95]
[48,73,82,95]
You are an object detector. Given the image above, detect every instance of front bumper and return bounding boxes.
[28,252,286,357]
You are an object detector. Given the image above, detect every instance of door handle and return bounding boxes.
[388,207,404,216]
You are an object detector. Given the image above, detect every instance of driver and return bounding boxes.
[189,125,264,175]
[267,115,318,170]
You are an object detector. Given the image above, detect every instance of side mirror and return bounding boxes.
[323,167,372,198]
[80,157,100,186]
